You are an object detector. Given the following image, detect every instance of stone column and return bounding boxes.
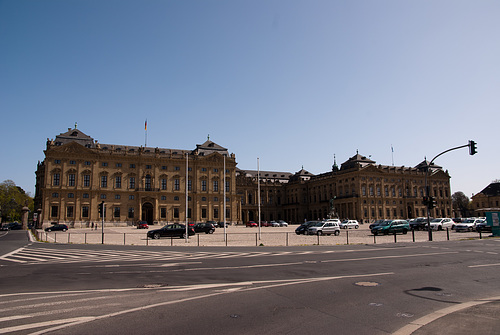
[21,205,29,230]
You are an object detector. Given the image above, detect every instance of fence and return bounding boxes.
[32,227,491,247]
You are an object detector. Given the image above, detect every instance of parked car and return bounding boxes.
[429,218,455,231]
[339,219,359,229]
[277,220,289,227]
[409,217,429,230]
[136,221,149,229]
[193,222,215,234]
[45,224,68,232]
[475,219,491,233]
[371,220,410,235]
[246,221,258,227]
[261,221,273,227]
[269,220,280,227]
[369,220,386,230]
[307,220,341,236]
[1,222,22,230]
[216,222,228,228]
[455,218,481,232]
[295,221,317,235]
[147,224,195,239]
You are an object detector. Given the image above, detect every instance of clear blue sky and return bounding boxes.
[1,0,499,199]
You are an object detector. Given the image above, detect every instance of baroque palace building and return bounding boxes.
[236,153,453,224]
[34,127,239,228]
[35,127,453,228]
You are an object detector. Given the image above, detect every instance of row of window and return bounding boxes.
[50,206,232,220]
[54,159,229,173]
[52,174,231,192]
[51,191,230,203]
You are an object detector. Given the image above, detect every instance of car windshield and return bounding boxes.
[380,222,391,226]
[430,219,442,223]
[312,222,324,227]
[463,219,475,223]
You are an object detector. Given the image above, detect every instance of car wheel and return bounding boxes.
[402,229,408,234]
[62,228,67,232]
[153,233,160,239]
[208,230,214,234]
[383,230,389,235]
[438,226,443,231]
[468,227,473,232]
[355,225,359,229]
[334,230,340,236]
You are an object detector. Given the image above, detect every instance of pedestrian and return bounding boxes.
[91,222,94,229]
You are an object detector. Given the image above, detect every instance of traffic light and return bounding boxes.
[422,196,429,206]
[428,196,437,209]
[468,140,477,155]
[98,201,104,217]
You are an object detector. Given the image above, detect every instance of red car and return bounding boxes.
[137,221,149,229]
[246,221,258,227]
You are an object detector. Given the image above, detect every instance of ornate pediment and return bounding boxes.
[200,152,224,163]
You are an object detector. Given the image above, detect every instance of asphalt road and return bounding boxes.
[1,230,499,334]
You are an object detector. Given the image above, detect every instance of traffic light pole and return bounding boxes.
[424,141,476,241]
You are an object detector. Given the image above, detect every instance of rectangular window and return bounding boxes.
[100,194,106,199]
[83,193,89,198]
[160,208,167,218]
[188,180,192,191]
[67,206,74,217]
[174,179,180,191]
[202,180,207,191]
[116,163,122,167]
[225,180,230,192]
[188,208,192,219]
[129,164,135,168]
[161,196,166,200]
[52,193,59,198]
[201,168,207,172]
[115,194,120,199]
[161,166,167,170]
[214,168,218,172]
[84,161,91,166]
[115,176,121,188]
[101,176,107,188]
[129,177,135,189]
[114,207,120,218]
[129,195,135,200]
[82,206,89,218]
[161,178,167,190]
[83,175,90,187]
[146,165,152,169]
[174,207,179,218]
[51,206,58,217]
[54,159,61,164]
[68,193,74,198]
[68,174,75,187]
[102,162,108,167]
[175,166,180,171]
[213,208,219,219]
[53,173,60,186]
[202,208,207,218]
[128,207,134,219]
[226,208,231,219]
[213,180,219,192]
[69,160,76,165]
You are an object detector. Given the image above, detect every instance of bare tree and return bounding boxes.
[452,191,470,218]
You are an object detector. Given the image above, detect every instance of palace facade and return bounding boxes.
[34,127,239,228]
[35,127,453,228]
[237,154,453,224]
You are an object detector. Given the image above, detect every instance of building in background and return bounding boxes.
[471,182,500,217]
[34,127,238,228]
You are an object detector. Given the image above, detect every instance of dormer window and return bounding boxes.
[71,131,78,136]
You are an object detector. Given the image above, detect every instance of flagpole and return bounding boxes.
[145,119,148,147]
[185,152,189,242]
[223,155,226,240]
[257,157,261,240]
[391,144,394,166]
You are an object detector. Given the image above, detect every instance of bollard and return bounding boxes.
[54,233,57,243]
[346,230,349,245]
[197,234,200,246]
[124,233,126,245]
[412,229,415,242]
[394,232,397,243]
[225,233,228,246]
[479,230,482,239]
[286,232,289,247]
[85,233,87,244]
[373,233,376,244]
[146,235,149,246]
[171,236,173,246]
[256,233,258,246]
[446,228,449,241]
[68,233,70,244]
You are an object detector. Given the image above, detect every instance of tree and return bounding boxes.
[452,191,470,218]
[0,180,34,222]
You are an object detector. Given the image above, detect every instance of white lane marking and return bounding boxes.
[0,304,120,322]
[469,263,500,268]
[22,272,394,335]
[0,247,27,263]
[392,296,500,335]
[0,317,94,334]
[0,295,114,313]
[321,251,458,263]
